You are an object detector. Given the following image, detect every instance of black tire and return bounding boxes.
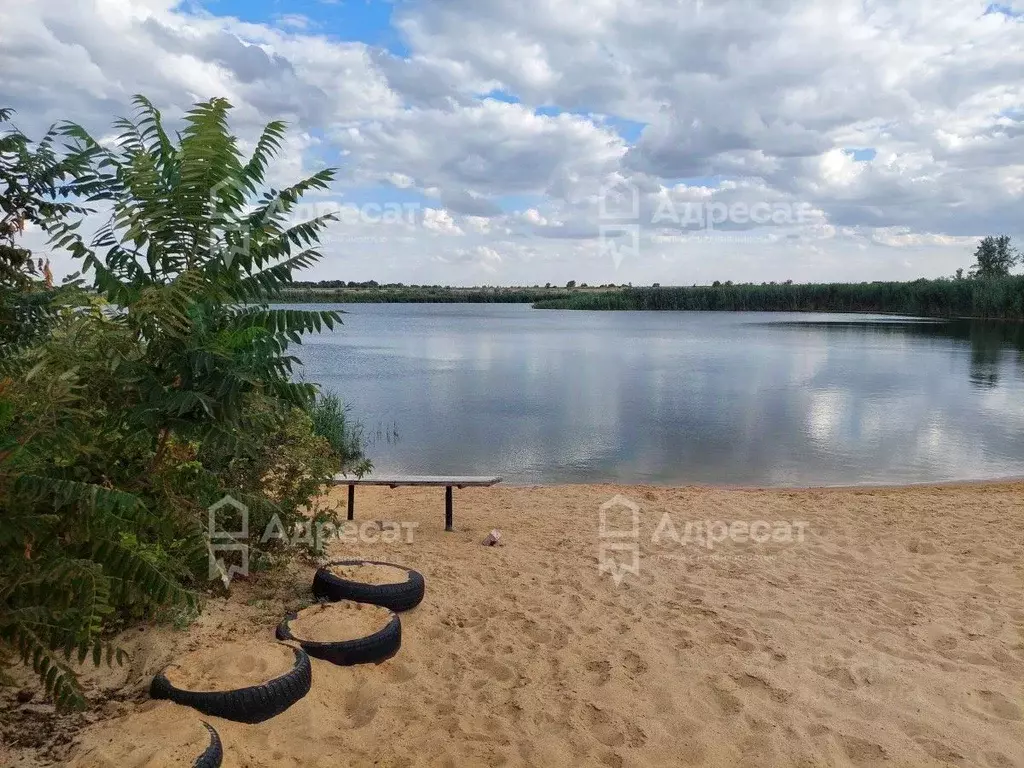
[193,722,223,768]
[276,609,401,666]
[312,560,425,612]
[149,645,311,724]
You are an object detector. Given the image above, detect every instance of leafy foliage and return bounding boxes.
[0,108,86,355]
[970,235,1018,279]
[48,96,343,437]
[0,309,195,708]
[1,96,365,708]
[201,394,348,555]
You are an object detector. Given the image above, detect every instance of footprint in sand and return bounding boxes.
[731,671,791,703]
[973,690,1022,720]
[621,650,649,676]
[673,627,696,650]
[914,738,965,765]
[584,705,647,749]
[715,619,749,637]
[478,657,514,682]
[501,700,524,726]
[425,625,447,641]
[983,750,1017,767]
[387,661,418,683]
[815,662,860,691]
[585,658,612,686]
[597,750,624,767]
[706,681,744,716]
[839,735,888,765]
[522,620,553,645]
[343,682,381,728]
[469,676,487,691]
[712,630,756,652]
[907,538,937,554]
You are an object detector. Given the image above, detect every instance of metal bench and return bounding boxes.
[333,474,502,531]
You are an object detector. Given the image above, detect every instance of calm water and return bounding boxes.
[292,303,1024,486]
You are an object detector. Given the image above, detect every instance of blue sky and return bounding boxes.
[845,148,878,162]
[985,3,1024,16]
[202,0,409,52]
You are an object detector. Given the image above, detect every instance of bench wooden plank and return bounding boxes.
[332,474,502,531]
[332,474,501,487]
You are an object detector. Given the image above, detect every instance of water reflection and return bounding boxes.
[294,305,1024,486]
[759,319,1024,390]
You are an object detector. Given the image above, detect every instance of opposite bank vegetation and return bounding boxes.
[280,238,1024,320]
[531,275,1024,318]
[278,276,1024,320]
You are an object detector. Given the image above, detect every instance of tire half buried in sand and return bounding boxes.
[276,601,401,666]
[312,559,425,612]
[150,642,311,724]
[70,718,223,768]
[329,562,411,585]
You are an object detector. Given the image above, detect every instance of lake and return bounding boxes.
[293,303,1024,486]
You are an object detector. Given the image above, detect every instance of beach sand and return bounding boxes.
[7,482,1023,767]
[288,601,396,643]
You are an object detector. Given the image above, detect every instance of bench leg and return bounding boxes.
[347,484,355,521]
[445,486,453,532]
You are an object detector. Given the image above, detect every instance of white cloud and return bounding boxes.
[421,208,464,235]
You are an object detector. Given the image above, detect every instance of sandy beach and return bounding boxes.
[4,482,1022,767]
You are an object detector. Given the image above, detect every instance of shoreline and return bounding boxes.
[367,474,1024,492]
[275,295,1024,323]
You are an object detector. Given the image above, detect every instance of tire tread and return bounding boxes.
[312,560,425,612]
[276,610,401,666]
[149,646,311,724]
[193,722,223,768]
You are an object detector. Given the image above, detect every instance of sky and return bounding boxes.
[1,0,1022,286]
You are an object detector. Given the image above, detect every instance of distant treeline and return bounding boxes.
[278,284,576,304]
[276,277,1024,319]
[532,277,1024,319]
